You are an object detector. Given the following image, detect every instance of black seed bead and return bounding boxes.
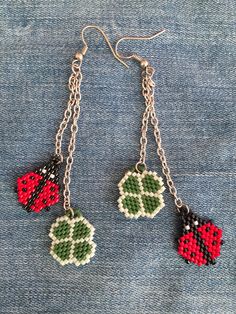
[22,188,27,192]
[221,240,224,245]
[213,231,218,236]
[206,227,210,232]
[50,195,55,200]
[184,248,188,252]
[22,180,27,184]
[184,239,189,244]
[30,176,35,180]
[212,240,217,246]
[190,252,196,257]
[42,199,47,204]
[50,187,55,191]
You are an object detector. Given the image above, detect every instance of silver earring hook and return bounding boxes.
[115,29,166,64]
[80,25,129,68]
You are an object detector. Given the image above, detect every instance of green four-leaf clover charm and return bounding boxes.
[49,214,96,266]
[118,169,165,218]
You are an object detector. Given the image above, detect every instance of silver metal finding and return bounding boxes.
[141,65,185,209]
[115,29,166,64]
[55,25,128,214]
[56,58,83,213]
[114,30,187,210]
[81,25,129,68]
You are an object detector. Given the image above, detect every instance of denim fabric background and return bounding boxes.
[1,1,236,313]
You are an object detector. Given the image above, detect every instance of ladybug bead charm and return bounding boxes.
[177,207,223,266]
[17,155,61,213]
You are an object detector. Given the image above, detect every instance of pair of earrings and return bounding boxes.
[16,25,223,267]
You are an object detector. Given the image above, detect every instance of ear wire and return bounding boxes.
[115,29,166,64]
[80,25,129,68]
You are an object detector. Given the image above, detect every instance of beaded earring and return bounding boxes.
[114,30,223,266]
[16,25,127,267]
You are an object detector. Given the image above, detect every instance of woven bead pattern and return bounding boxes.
[118,170,165,218]
[178,211,223,266]
[17,156,60,213]
[49,215,96,266]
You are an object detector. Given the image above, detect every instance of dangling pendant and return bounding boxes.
[118,166,165,218]
[16,155,60,213]
[177,207,223,266]
[49,209,96,266]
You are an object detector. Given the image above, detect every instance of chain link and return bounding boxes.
[55,59,83,213]
[135,70,153,171]
[138,65,184,208]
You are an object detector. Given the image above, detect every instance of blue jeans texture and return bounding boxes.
[1,1,235,313]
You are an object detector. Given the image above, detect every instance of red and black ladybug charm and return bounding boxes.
[178,208,223,266]
[17,155,60,213]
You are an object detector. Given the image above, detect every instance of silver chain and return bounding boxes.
[54,55,184,211]
[54,58,83,215]
[136,64,184,209]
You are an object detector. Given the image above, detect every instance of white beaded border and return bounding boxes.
[49,215,96,266]
[118,170,165,219]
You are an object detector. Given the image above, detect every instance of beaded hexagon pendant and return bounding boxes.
[17,156,60,213]
[118,168,165,218]
[49,211,96,266]
[178,210,223,266]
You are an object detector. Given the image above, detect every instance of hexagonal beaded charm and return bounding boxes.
[118,168,165,218]
[49,212,96,266]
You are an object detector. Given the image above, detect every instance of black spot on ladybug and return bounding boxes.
[30,176,35,180]
[22,180,27,184]
[50,187,55,191]
[206,227,210,232]
[42,199,47,204]
[22,188,27,192]
[50,195,55,200]
[184,248,188,252]
[184,239,189,244]
[190,252,196,257]
[212,240,217,246]
[213,231,218,236]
